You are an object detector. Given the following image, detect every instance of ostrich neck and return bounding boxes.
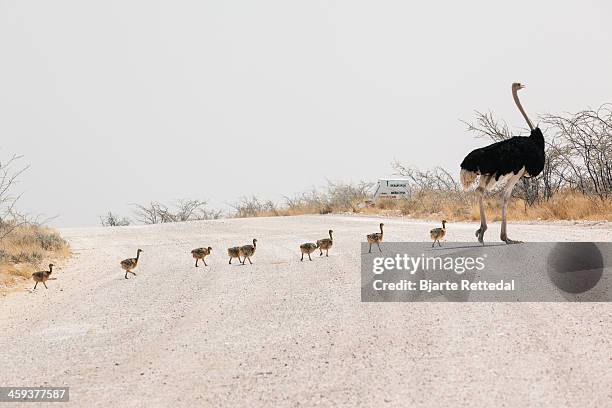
[329,231,333,240]
[49,265,53,273]
[135,251,140,263]
[512,90,534,131]
[380,225,384,236]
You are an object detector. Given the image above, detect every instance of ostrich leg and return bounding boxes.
[476,190,486,244]
[475,175,492,244]
[500,171,524,244]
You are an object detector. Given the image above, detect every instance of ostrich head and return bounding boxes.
[208,247,212,251]
[512,82,525,92]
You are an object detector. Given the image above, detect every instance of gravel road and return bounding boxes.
[1,215,611,407]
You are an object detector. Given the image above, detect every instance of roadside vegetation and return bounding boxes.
[229,106,612,222]
[226,185,611,222]
[102,105,611,225]
[231,181,374,218]
[0,154,69,293]
[100,199,223,226]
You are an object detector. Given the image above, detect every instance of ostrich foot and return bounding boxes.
[475,226,487,245]
[501,235,523,244]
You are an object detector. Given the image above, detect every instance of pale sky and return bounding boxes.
[1,0,611,226]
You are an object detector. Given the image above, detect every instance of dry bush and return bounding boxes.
[283,189,332,215]
[375,198,398,210]
[360,190,610,222]
[326,181,373,212]
[389,162,472,219]
[401,192,471,220]
[0,222,70,290]
[281,181,373,215]
[468,191,612,222]
[0,154,29,240]
[541,105,612,200]
[231,181,374,218]
[231,196,279,218]
[131,199,222,224]
[394,189,611,222]
[0,152,70,291]
[100,212,131,227]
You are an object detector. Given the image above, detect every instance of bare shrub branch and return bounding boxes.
[541,105,612,199]
[325,180,373,212]
[230,196,278,218]
[100,212,131,227]
[461,110,512,142]
[0,154,30,240]
[392,161,461,193]
[131,199,221,224]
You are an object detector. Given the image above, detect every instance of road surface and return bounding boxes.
[1,215,611,407]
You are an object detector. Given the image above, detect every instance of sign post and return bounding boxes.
[372,179,410,200]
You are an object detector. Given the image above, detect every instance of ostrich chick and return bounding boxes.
[239,239,257,265]
[32,263,54,289]
[367,223,384,253]
[317,229,333,257]
[227,247,242,265]
[300,242,319,261]
[430,220,447,247]
[121,249,143,279]
[191,246,212,267]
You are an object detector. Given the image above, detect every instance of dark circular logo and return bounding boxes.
[547,242,603,293]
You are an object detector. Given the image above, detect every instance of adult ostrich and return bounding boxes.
[460,83,545,245]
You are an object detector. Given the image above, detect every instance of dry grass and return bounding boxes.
[231,182,372,218]
[478,192,612,222]
[0,224,69,293]
[389,190,611,222]
[235,190,611,222]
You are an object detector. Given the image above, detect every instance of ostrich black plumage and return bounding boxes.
[460,83,545,244]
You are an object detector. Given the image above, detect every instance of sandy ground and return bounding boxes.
[0,215,611,407]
